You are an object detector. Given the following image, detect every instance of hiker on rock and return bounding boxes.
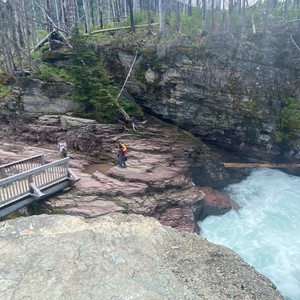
[113,144,121,166]
[118,141,127,168]
[58,139,68,158]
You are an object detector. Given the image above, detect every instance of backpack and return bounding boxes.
[121,143,127,152]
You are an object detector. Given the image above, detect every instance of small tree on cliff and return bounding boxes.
[67,27,119,122]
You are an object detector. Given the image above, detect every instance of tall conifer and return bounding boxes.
[67,27,118,122]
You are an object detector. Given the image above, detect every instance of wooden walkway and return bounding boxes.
[0,154,79,218]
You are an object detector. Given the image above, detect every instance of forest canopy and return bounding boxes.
[0,0,299,123]
[0,0,300,74]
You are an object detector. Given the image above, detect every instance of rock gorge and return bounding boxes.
[1,27,298,299]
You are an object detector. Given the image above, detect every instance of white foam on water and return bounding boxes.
[199,168,300,300]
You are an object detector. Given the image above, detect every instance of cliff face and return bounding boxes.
[2,27,300,163]
[113,28,300,162]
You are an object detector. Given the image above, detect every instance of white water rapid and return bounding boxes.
[199,168,300,300]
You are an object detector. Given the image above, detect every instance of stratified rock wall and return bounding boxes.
[0,214,284,300]
[114,29,300,162]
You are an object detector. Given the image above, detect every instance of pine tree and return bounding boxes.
[67,27,119,122]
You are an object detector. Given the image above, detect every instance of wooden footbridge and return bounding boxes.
[0,154,79,218]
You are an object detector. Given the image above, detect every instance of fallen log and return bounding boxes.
[223,162,300,168]
[88,23,159,35]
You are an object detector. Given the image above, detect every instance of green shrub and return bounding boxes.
[38,64,71,82]
[66,27,120,122]
[120,97,144,117]
[0,85,10,99]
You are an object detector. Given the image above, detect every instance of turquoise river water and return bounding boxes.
[199,168,300,300]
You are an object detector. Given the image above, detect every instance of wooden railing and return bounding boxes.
[0,157,78,205]
[0,154,45,179]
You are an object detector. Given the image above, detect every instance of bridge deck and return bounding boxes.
[0,156,79,218]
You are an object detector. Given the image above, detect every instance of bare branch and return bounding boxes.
[290,35,300,53]
[116,50,138,101]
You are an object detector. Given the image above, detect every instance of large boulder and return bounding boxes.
[0,214,284,300]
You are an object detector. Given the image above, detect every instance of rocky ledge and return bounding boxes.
[0,213,284,300]
[0,114,239,232]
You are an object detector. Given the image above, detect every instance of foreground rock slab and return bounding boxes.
[0,214,283,300]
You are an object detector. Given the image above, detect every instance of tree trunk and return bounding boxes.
[127,0,135,32]
[1,32,15,73]
[188,0,192,17]
[44,0,53,32]
[21,0,32,69]
[211,0,215,31]
[9,2,24,73]
[83,0,90,33]
[175,1,180,33]
[147,0,152,34]
[264,0,269,35]
[159,0,165,34]
[202,0,206,30]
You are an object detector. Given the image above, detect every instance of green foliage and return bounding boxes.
[37,29,48,41]
[66,27,119,122]
[38,64,71,82]
[281,97,300,129]
[0,73,12,99]
[273,130,284,143]
[132,11,150,25]
[120,97,144,117]
[277,97,300,141]
[169,8,203,39]
[0,85,10,99]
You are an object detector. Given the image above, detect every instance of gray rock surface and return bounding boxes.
[22,79,78,116]
[0,213,284,300]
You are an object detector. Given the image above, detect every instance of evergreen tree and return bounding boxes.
[67,27,119,122]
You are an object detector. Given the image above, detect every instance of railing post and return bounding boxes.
[0,167,5,179]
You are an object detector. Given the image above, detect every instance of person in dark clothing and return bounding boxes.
[118,142,127,168]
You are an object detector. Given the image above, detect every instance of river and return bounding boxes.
[199,168,300,300]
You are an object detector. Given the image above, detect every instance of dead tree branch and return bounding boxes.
[290,35,300,53]
[34,1,72,48]
[114,50,140,131]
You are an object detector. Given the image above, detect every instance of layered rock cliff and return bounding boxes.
[106,27,300,163]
